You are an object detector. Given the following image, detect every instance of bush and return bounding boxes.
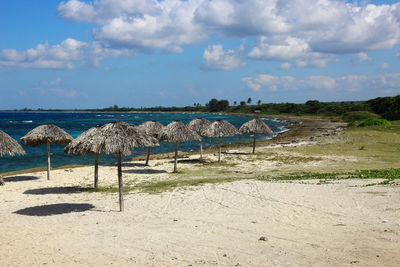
[358,118,392,127]
[343,111,379,123]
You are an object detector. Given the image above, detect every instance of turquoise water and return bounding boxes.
[0,112,288,173]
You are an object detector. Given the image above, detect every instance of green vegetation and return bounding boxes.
[358,118,391,127]
[89,168,400,195]
[14,95,400,123]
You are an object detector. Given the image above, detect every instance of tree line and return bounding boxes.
[15,95,400,121]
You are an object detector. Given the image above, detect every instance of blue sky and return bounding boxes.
[1,0,400,109]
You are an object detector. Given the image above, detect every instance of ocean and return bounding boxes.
[0,112,288,173]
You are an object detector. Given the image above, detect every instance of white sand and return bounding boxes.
[1,150,400,266]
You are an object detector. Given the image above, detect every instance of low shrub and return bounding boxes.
[343,111,379,123]
[358,118,392,127]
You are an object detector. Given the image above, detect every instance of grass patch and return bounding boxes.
[257,168,400,184]
[134,177,243,194]
[86,168,400,195]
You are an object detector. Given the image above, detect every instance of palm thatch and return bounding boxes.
[159,120,201,172]
[20,124,73,147]
[0,130,25,157]
[1,130,25,186]
[137,120,164,165]
[21,124,73,180]
[187,118,211,159]
[200,120,239,162]
[187,118,211,133]
[239,118,273,153]
[68,121,158,212]
[64,126,103,189]
[137,120,164,139]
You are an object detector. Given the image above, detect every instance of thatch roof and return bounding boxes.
[66,121,159,156]
[0,130,25,157]
[239,118,273,135]
[20,124,73,146]
[187,118,211,133]
[136,120,164,139]
[200,120,239,138]
[159,120,201,143]
[64,126,102,155]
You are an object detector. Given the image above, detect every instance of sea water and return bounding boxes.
[0,112,288,173]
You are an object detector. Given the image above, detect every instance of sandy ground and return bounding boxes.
[1,140,400,267]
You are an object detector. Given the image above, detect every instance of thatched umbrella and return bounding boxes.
[69,121,157,211]
[0,130,26,157]
[200,120,239,162]
[159,120,201,172]
[64,126,103,189]
[21,124,73,180]
[0,130,26,185]
[136,120,164,165]
[187,118,211,160]
[239,118,273,154]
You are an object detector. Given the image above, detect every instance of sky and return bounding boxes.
[0,0,400,109]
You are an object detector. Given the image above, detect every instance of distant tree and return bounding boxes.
[216,100,229,111]
[233,101,237,106]
[206,98,230,112]
[206,98,219,112]
[247,97,252,105]
[240,101,246,107]
[113,105,119,110]
[257,99,262,105]
[305,100,321,114]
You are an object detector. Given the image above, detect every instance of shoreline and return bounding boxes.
[0,115,345,177]
[2,119,399,266]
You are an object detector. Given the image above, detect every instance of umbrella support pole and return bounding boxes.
[94,153,99,189]
[218,135,221,163]
[199,138,203,160]
[117,153,124,212]
[174,142,178,173]
[46,142,50,180]
[253,133,256,154]
[145,147,151,166]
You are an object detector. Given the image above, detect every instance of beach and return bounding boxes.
[1,117,400,266]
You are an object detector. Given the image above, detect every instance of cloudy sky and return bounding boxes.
[1,0,400,109]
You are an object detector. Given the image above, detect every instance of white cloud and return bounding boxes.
[57,0,96,22]
[353,52,372,62]
[202,44,244,71]
[248,36,311,61]
[242,73,400,94]
[0,38,88,70]
[378,62,390,71]
[53,0,400,69]
[3,0,398,71]
[280,62,291,70]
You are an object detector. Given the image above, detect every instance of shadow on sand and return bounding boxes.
[3,176,40,182]
[123,169,167,174]
[24,186,92,195]
[222,151,250,155]
[14,203,95,216]
[123,162,147,167]
[176,159,208,164]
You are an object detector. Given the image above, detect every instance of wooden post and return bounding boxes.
[94,153,99,189]
[145,147,151,166]
[46,141,50,180]
[117,153,124,212]
[253,133,257,154]
[218,134,221,163]
[199,138,203,160]
[174,142,178,172]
